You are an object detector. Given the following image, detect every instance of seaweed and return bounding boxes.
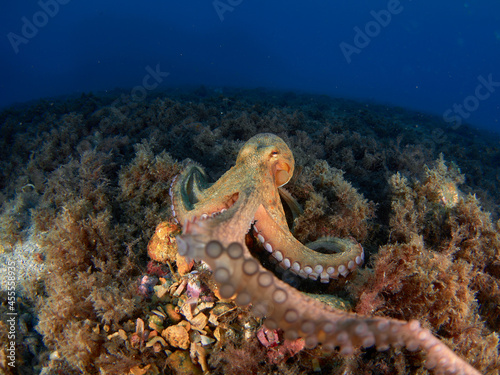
[0,88,498,374]
[290,159,375,243]
[209,337,271,375]
[353,156,500,373]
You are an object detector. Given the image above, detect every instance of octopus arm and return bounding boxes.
[253,204,364,282]
[177,228,480,375]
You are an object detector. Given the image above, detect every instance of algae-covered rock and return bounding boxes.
[166,350,202,375]
[148,221,182,263]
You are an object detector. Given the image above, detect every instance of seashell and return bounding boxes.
[129,364,151,375]
[146,336,168,348]
[191,342,209,372]
[214,326,224,342]
[107,332,120,340]
[188,313,208,332]
[152,307,167,319]
[165,304,183,324]
[180,301,194,321]
[136,318,145,335]
[149,314,164,326]
[154,284,170,299]
[208,303,235,325]
[49,351,61,360]
[208,313,218,326]
[187,278,202,300]
[193,301,214,315]
[312,358,321,372]
[243,320,259,341]
[172,279,187,297]
[200,335,215,346]
[257,327,279,348]
[118,329,127,340]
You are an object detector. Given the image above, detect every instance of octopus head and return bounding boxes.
[236,133,294,187]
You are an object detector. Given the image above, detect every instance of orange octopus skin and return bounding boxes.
[170,133,480,375]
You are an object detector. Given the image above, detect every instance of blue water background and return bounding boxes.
[1,0,499,133]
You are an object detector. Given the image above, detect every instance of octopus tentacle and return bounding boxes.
[253,204,364,282]
[177,228,480,375]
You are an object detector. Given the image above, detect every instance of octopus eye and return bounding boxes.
[270,150,279,156]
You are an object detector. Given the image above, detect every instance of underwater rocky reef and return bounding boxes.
[0,87,499,374]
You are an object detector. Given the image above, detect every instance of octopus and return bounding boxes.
[168,133,480,375]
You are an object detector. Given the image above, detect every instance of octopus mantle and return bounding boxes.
[169,133,479,375]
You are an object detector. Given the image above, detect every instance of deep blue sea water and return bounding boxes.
[1,1,499,134]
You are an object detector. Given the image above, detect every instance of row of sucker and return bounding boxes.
[169,175,179,223]
[176,225,480,375]
[253,223,364,283]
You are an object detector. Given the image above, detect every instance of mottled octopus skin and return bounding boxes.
[170,133,480,375]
